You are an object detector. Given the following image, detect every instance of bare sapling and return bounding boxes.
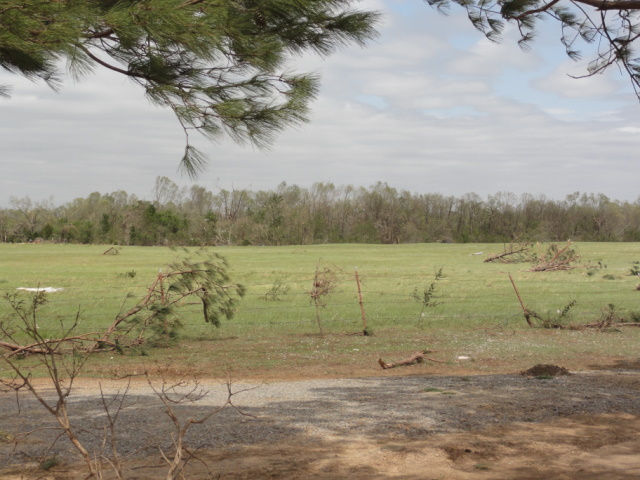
[308,262,339,336]
[0,292,101,477]
[145,368,254,480]
[1,294,250,479]
[97,381,131,479]
[0,248,247,478]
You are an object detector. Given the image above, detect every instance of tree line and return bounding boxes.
[2,178,639,246]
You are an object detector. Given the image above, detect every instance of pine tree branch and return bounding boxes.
[511,0,562,20]
[572,0,640,11]
[76,44,148,80]
[85,28,115,39]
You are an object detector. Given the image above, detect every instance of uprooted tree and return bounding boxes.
[1,248,245,355]
[97,248,246,349]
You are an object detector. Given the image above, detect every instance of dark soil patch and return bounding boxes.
[520,363,571,377]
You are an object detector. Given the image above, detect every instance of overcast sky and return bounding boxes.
[1,0,639,207]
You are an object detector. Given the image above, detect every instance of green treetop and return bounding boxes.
[0,0,380,175]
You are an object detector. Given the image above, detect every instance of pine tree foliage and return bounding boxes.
[0,0,380,175]
[163,247,246,328]
[426,0,640,100]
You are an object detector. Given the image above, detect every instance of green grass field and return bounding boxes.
[1,242,639,378]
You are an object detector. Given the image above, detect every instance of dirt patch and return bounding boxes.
[2,366,640,479]
[4,415,640,479]
[520,363,571,377]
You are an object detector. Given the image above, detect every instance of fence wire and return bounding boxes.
[1,268,637,335]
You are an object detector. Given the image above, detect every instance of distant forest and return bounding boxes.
[2,179,639,245]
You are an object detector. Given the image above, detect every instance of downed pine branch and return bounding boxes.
[484,244,531,263]
[378,350,444,369]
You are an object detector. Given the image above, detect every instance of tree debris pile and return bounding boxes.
[527,241,580,272]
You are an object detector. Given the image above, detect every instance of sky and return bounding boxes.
[1,0,639,207]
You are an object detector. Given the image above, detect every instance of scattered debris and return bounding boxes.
[17,287,64,293]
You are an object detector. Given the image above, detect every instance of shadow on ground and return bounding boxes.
[2,371,640,479]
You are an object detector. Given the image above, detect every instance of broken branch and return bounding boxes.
[378,350,444,369]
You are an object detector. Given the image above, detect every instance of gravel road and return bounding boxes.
[2,368,640,467]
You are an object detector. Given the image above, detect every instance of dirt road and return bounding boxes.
[2,364,640,479]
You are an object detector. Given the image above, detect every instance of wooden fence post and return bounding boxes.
[354,267,368,334]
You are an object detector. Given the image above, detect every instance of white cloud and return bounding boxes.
[618,126,640,133]
[533,59,623,98]
[447,35,542,77]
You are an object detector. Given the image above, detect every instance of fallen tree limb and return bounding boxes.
[1,333,104,357]
[0,340,51,356]
[484,245,531,263]
[378,350,444,369]
[583,322,640,328]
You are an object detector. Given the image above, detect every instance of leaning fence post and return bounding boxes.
[509,273,533,327]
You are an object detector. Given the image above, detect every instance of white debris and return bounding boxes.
[17,287,64,293]
[470,252,484,255]
[457,356,470,360]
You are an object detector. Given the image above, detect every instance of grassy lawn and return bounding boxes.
[1,242,639,379]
